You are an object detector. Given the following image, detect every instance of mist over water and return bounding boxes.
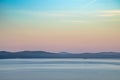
[0,59,120,80]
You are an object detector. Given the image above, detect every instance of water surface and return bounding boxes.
[0,59,120,80]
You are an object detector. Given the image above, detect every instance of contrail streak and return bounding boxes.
[83,0,97,8]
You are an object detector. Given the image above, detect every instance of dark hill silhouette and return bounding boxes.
[0,51,120,59]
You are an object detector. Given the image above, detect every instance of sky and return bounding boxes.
[0,0,120,53]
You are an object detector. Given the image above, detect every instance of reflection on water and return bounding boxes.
[0,59,120,80]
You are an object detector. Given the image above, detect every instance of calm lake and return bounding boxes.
[0,59,120,80]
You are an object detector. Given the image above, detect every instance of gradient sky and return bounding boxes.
[0,0,120,53]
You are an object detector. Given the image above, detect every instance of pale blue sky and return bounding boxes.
[1,0,120,11]
[1,0,120,24]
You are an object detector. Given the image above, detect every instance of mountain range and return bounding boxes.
[0,51,120,59]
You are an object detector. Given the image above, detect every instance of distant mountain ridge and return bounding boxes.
[0,51,120,59]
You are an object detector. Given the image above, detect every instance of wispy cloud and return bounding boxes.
[62,20,85,23]
[10,10,96,17]
[99,10,120,17]
[10,9,120,23]
[10,10,82,18]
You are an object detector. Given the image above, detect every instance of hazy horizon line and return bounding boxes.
[0,50,120,54]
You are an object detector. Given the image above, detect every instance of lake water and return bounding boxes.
[0,59,120,80]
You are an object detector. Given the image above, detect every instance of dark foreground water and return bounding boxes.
[0,59,120,80]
